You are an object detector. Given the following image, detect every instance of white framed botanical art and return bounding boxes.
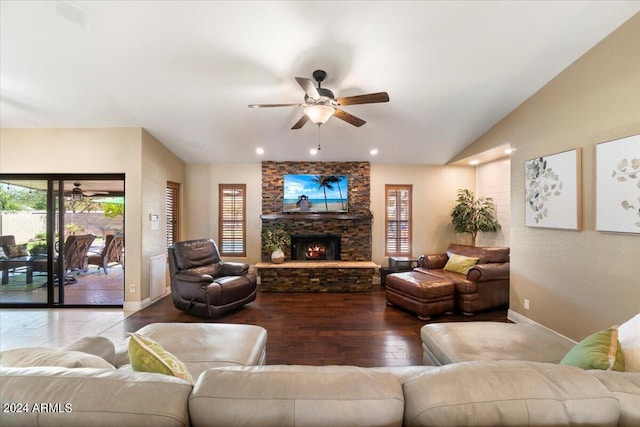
[596,134,640,234]
[525,148,582,230]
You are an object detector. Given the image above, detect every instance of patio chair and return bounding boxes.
[87,234,124,274]
[32,234,95,284]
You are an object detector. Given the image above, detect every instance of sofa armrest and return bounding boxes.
[418,254,448,270]
[466,262,509,282]
[220,262,249,276]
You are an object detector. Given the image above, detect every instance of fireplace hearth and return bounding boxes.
[291,235,341,261]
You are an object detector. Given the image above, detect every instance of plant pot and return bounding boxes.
[271,249,285,264]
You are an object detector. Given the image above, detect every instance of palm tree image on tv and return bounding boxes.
[283,174,348,212]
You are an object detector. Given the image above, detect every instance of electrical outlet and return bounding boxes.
[129,284,136,293]
[524,299,530,310]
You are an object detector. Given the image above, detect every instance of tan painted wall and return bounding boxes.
[184,163,263,264]
[370,164,476,264]
[141,129,185,300]
[0,127,185,307]
[458,14,640,339]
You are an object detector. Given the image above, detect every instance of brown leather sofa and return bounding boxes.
[168,239,257,318]
[417,243,510,315]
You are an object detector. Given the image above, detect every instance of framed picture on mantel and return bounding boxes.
[596,134,640,234]
[524,148,582,230]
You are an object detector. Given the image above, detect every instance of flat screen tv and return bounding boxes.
[283,174,348,213]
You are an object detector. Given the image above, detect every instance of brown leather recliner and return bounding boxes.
[417,243,510,315]
[168,239,257,318]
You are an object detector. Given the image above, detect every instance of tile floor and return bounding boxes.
[0,307,133,351]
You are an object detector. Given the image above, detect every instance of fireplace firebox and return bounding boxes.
[291,235,341,261]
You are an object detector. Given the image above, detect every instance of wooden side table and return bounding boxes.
[388,256,419,272]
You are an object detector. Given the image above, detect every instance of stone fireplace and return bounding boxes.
[258,161,376,292]
[260,161,372,262]
[291,234,341,261]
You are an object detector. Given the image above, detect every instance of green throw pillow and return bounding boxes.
[128,333,194,384]
[443,253,479,274]
[560,327,625,371]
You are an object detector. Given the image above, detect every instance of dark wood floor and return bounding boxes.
[124,286,508,367]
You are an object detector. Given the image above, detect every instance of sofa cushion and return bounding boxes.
[128,323,268,379]
[128,333,194,384]
[403,361,619,427]
[447,243,509,264]
[0,366,192,427]
[560,327,625,371]
[189,365,405,427]
[0,347,115,369]
[619,313,640,373]
[589,370,640,427]
[62,336,117,366]
[443,253,478,274]
[421,322,575,365]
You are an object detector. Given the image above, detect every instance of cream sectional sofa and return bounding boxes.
[1,322,639,427]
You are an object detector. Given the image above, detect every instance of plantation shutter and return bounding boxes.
[166,181,180,247]
[219,184,246,256]
[385,185,412,256]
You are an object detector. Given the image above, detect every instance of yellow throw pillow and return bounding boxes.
[443,253,479,274]
[560,327,625,371]
[128,333,193,384]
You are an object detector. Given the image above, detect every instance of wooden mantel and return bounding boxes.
[260,213,373,221]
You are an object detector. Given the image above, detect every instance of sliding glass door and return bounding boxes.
[0,174,125,307]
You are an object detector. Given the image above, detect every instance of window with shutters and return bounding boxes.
[385,184,412,256]
[219,184,246,257]
[166,181,180,247]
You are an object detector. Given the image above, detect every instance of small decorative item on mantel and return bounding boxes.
[262,224,291,264]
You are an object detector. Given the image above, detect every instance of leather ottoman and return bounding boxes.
[385,271,454,320]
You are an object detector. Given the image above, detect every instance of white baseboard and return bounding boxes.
[123,297,153,313]
[508,309,576,344]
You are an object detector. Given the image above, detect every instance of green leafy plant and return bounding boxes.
[262,224,291,253]
[65,223,84,235]
[29,241,48,255]
[450,189,500,246]
[103,202,124,218]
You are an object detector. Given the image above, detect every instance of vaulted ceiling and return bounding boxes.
[1,1,638,164]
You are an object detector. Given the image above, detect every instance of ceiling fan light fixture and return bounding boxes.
[71,188,83,201]
[304,105,335,125]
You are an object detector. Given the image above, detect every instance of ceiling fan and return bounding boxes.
[69,182,108,200]
[249,70,389,129]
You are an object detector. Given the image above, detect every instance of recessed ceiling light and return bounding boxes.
[255,147,264,155]
[369,148,379,156]
[309,148,318,156]
[469,160,480,166]
[504,148,515,154]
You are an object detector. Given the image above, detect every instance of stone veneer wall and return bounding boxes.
[261,161,372,261]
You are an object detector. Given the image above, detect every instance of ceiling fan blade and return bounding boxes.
[291,115,310,130]
[336,92,390,106]
[295,77,320,99]
[334,109,366,127]
[248,103,302,108]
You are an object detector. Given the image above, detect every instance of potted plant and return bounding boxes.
[450,189,500,246]
[262,224,291,264]
[29,241,48,256]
